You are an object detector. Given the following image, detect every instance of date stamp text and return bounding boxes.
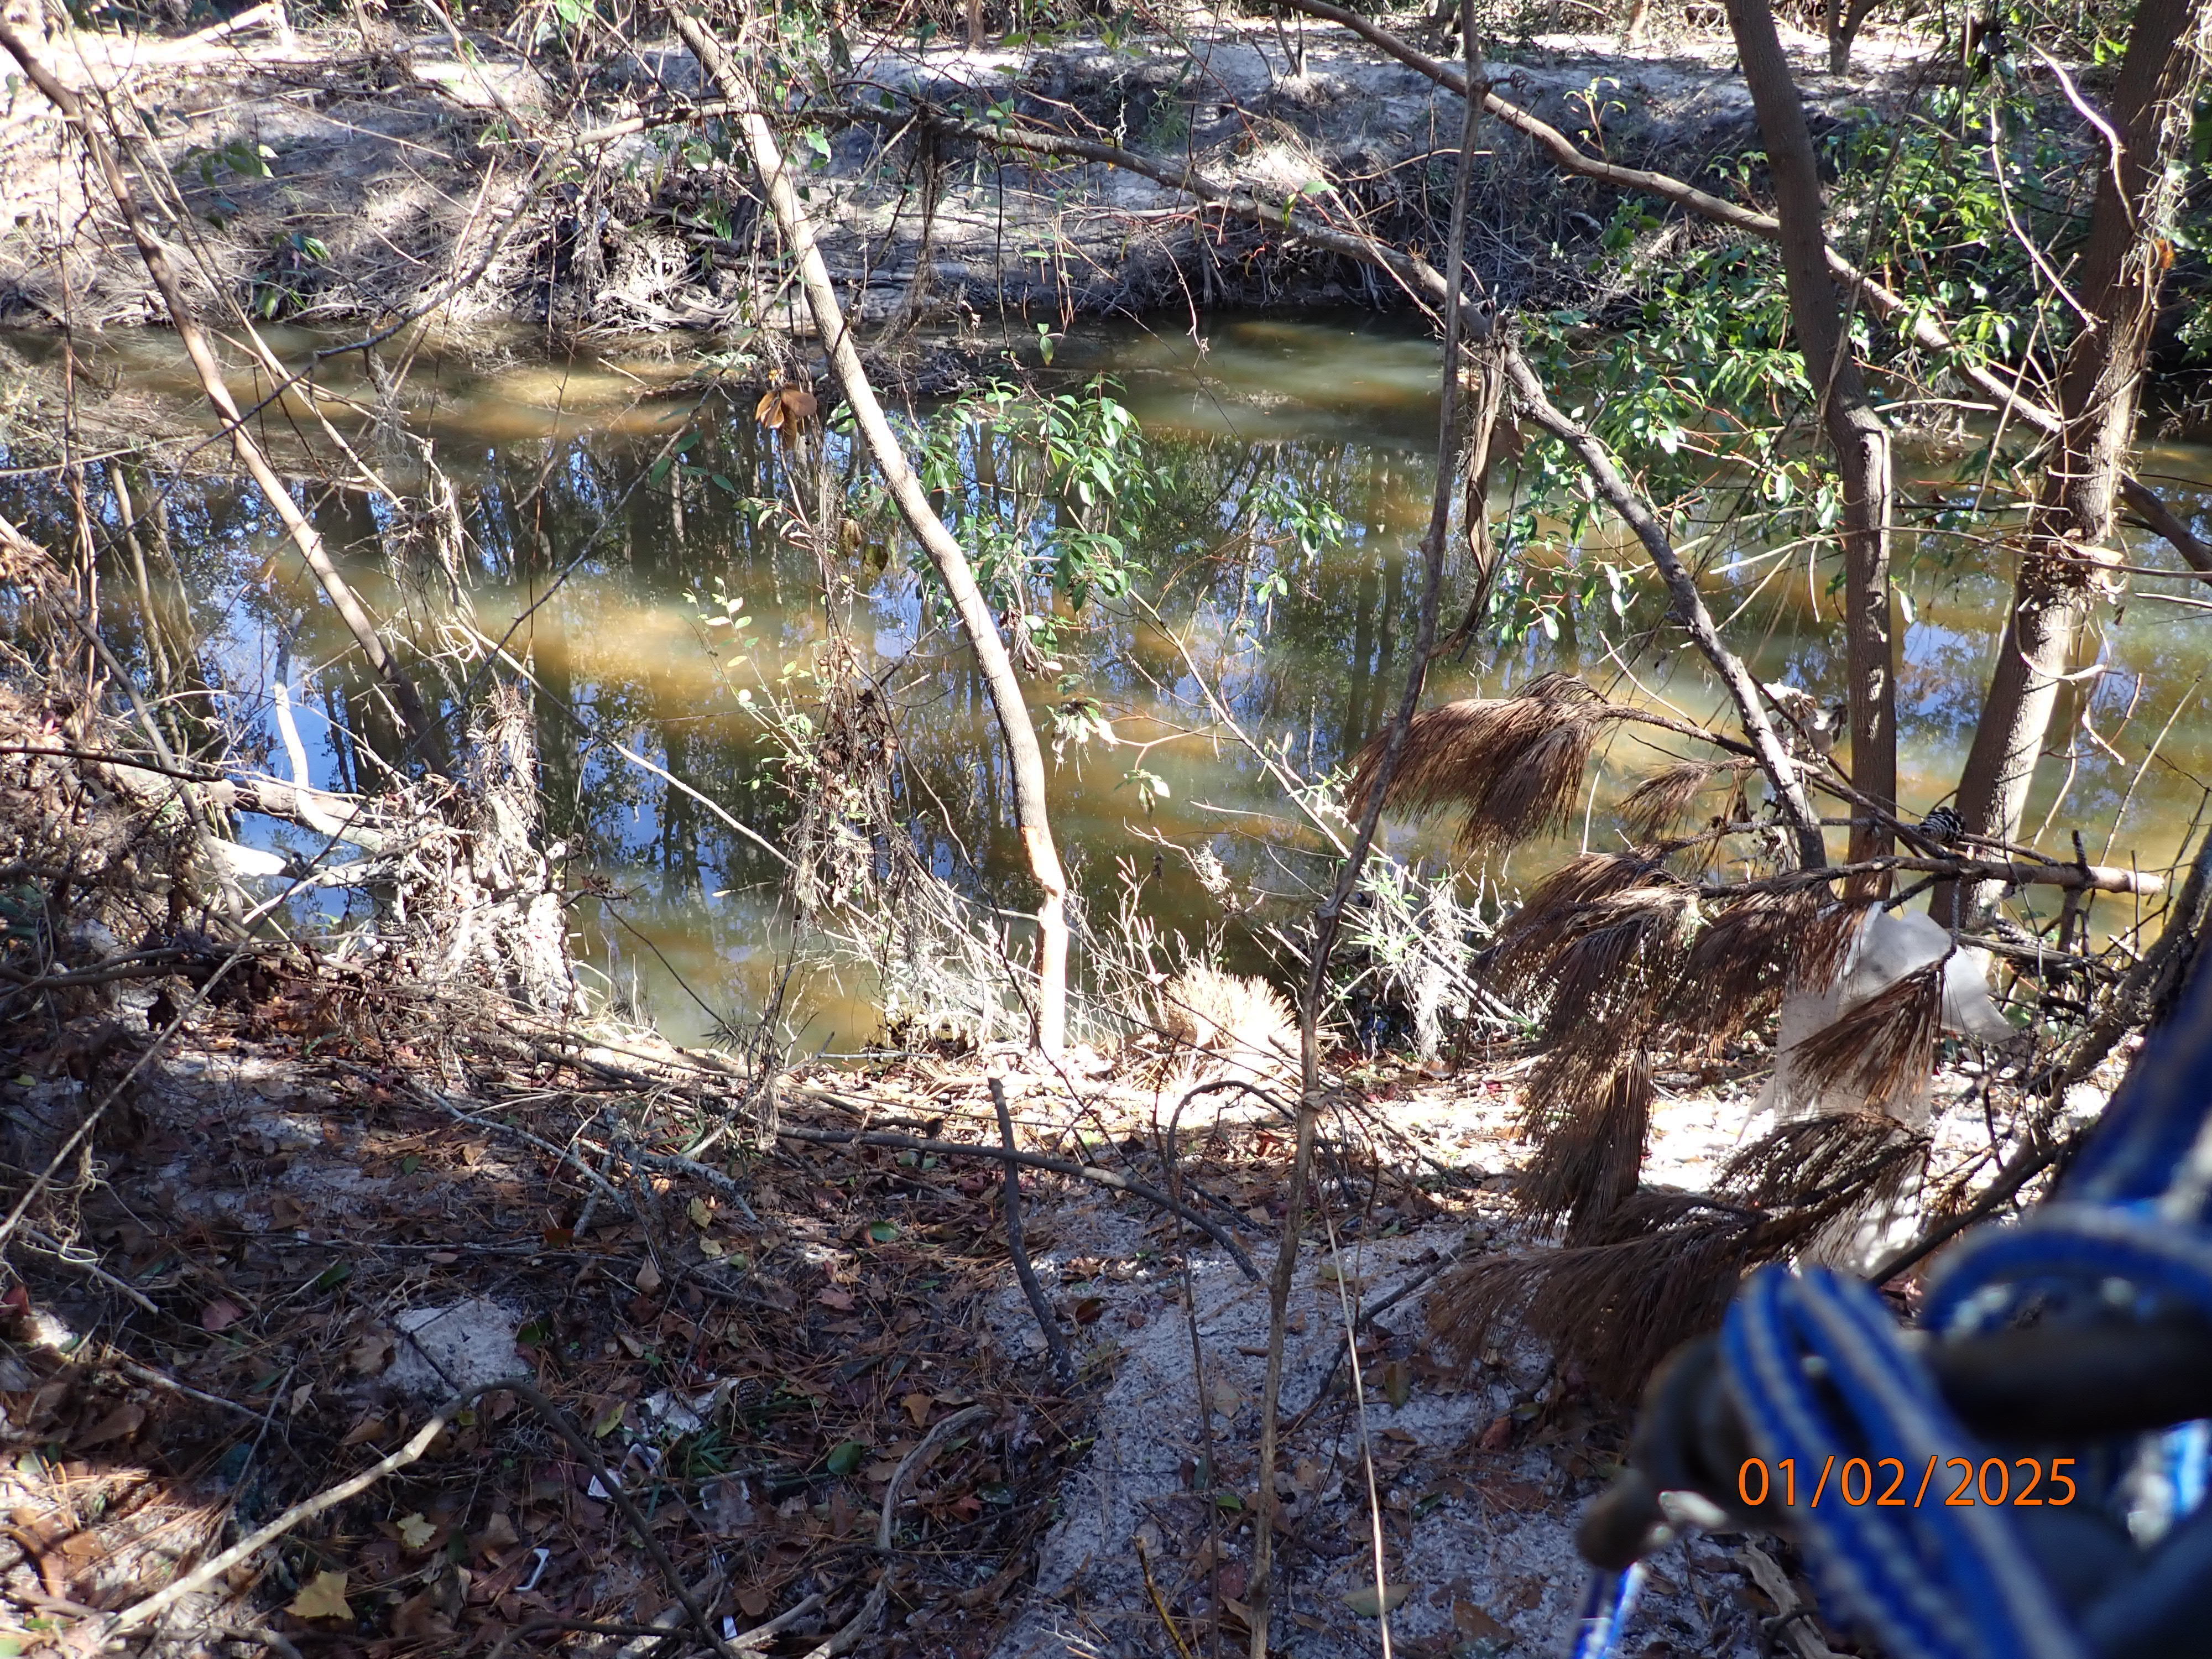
[1738,1457,2077,1508]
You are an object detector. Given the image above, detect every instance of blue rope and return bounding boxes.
[1564,958,2212,1657]
[1720,1265,2083,1659]
[1564,1564,1645,1659]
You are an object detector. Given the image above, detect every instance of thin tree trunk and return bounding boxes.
[1827,0,1879,74]
[671,9,1072,1056]
[1245,19,1485,1654]
[1942,0,2210,921]
[1726,0,1895,871]
[0,18,441,764]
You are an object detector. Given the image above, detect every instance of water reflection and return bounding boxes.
[4,313,2209,1048]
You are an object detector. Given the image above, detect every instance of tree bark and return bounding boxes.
[1942,0,2210,921]
[1726,0,1895,870]
[1828,0,1879,74]
[671,9,1072,1056]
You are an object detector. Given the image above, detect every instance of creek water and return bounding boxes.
[10,313,2212,1050]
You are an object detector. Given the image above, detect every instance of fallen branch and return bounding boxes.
[811,1404,994,1657]
[990,1078,1074,1383]
[18,1228,158,1314]
[108,1384,498,1635]
[599,1113,763,1224]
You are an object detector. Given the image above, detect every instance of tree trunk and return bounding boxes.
[1827,0,1879,74]
[671,9,1073,1056]
[1943,0,2210,920]
[1726,0,1895,871]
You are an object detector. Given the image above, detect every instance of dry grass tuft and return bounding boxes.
[1616,756,1757,843]
[1158,963,1298,1084]
[1789,963,1945,1113]
[1352,673,1611,852]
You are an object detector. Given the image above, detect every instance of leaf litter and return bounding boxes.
[0,870,1880,1656]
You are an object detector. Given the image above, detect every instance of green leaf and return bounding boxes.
[1344,1584,1411,1618]
[868,1220,899,1243]
[826,1439,868,1475]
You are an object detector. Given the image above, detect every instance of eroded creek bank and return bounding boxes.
[0,6,1933,335]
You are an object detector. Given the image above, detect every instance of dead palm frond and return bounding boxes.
[1617,756,1758,844]
[1435,1114,1927,1399]
[1662,890,1869,1046]
[1514,1050,1654,1237]
[1352,673,1610,853]
[1788,963,1945,1114]
[1490,852,1678,988]
[1719,1111,1929,1214]
[1540,886,1699,1045]
[1429,1206,1761,1399]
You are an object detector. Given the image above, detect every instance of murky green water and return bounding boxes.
[9,314,2210,1048]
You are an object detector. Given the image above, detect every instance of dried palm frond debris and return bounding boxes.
[1788,962,1947,1117]
[1615,755,1759,844]
[1660,888,1870,1047]
[1432,1111,1928,1397]
[1350,672,1620,853]
[1514,1050,1654,1238]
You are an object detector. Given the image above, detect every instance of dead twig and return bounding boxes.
[809,1404,994,1658]
[989,1078,1074,1384]
[18,1228,157,1314]
[106,1383,503,1635]
[602,1115,761,1224]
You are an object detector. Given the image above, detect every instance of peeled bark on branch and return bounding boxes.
[0,18,440,763]
[671,9,1072,1055]
[1944,0,2210,919]
[1503,343,1828,868]
[1725,0,1896,867]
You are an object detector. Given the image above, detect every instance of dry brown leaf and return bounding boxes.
[200,1298,244,1333]
[634,1260,662,1295]
[341,1413,387,1447]
[286,1571,353,1621]
[901,1392,933,1427]
[1454,1599,1509,1640]
[75,1401,144,1448]
[1344,1584,1411,1618]
[347,1330,394,1374]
